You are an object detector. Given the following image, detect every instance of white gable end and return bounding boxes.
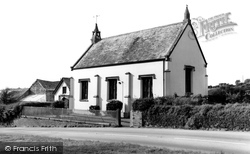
[167,24,208,96]
[54,81,70,101]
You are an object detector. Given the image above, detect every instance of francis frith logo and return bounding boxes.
[192,12,237,41]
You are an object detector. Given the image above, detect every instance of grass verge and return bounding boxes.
[0,134,212,154]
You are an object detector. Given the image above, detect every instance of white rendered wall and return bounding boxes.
[72,61,164,113]
[54,82,70,101]
[167,25,208,96]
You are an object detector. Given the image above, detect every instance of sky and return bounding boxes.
[0,0,249,90]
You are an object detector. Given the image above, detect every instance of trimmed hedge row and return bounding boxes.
[132,95,206,111]
[143,103,250,130]
[133,97,250,130]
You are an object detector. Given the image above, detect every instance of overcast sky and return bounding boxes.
[0,0,248,90]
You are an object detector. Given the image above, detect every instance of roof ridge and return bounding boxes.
[102,21,184,40]
[37,79,59,83]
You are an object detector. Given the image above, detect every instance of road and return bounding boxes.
[0,127,250,154]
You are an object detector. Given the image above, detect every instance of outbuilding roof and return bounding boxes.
[53,77,71,94]
[36,79,59,90]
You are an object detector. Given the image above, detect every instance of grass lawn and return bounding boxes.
[0,134,214,154]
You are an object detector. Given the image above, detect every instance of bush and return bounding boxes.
[89,105,100,110]
[132,98,154,111]
[0,88,18,105]
[0,104,23,125]
[154,96,175,106]
[106,100,123,111]
[208,88,227,104]
[173,97,192,105]
[51,101,65,108]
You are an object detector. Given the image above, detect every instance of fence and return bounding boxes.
[21,106,121,126]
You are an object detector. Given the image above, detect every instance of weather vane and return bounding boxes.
[93,15,100,23]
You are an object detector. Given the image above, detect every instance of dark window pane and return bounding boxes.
[185,68,192,93]
[62,87,67,94]
[109,79,117,100]
[142,77,153,98]
[81,81,88,99]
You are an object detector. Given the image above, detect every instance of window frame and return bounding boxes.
[138,74,155,98]
[62,86,67,94]
[106,76,119,100]
[78,78,90,102]
[184,65,195,96]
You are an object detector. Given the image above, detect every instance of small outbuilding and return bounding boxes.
[21,79,59,102]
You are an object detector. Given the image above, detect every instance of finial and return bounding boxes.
[184,5,191,23]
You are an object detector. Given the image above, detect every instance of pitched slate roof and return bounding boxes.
[72,22,188,70]
[54,77,71,94]
[37,79,59,90]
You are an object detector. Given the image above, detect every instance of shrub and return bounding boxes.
[0,88,18,105]
[191,94,207,105]
[162,94,205,106]
[51,101,65,108]
[0,104,23,125]
[0,106,5,123]
[89,105,100,110]
[89,105,100,115]
[173,97,192,105]
[208,88,227,104]
[106,100,123,111]
[243,93,250,103]
[132,98,154,111]
[154,96,175,106]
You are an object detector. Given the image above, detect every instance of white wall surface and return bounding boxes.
[168,24,208,96]
[54,82,70,101]
[72,61,164,113]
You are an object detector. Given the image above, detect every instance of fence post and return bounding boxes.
[116,109,121,127]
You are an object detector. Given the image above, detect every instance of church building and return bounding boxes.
[70,6,208,116]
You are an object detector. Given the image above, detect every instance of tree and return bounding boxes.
[244,79,250,84]
[235,80,241,86]
[0,88,17,105]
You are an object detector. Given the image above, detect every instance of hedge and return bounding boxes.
[144,104,250,130]
[51,101,65,108]
[132,95,207,112]
[20,101,52,107]
[133,97,250,130]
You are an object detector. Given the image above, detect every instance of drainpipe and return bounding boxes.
[69,77,74,110]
